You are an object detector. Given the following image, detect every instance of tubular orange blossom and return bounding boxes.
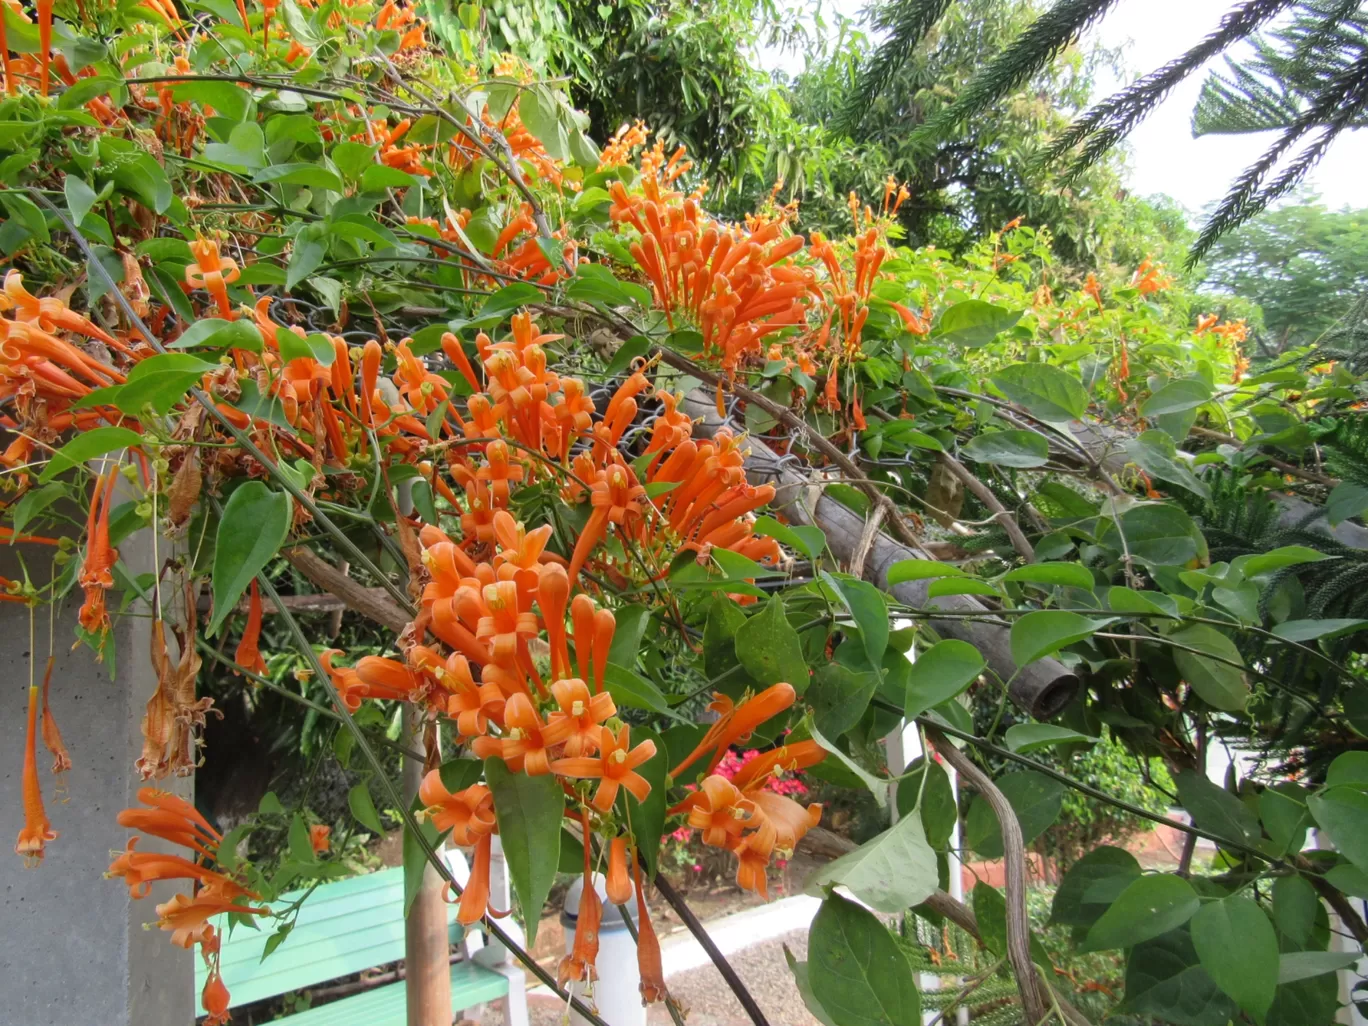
[15,680,57,865]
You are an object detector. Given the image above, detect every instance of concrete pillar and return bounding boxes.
[0,531,194,1025]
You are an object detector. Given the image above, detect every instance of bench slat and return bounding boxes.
[195,860,474,1014]
[272,961,509,1026]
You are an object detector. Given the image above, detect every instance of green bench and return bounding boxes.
[195,849,529,1025]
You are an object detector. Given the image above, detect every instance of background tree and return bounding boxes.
[1201,192,1368,352]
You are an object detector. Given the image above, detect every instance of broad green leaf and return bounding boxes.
[347,783,384,834]
[808,717,887,809]
[1191,895,1278,1022]
[1326,751,1368,788]
[1126,429,1210,498]
[361,165,418,191]
[808,663,878,739]
[1051,846,1142,927]
[1169,625,1248,711]
[1271,618,1368,642]
[1308,786,1368,875]
[8,481,67,535]
[903,639,984,720]
[970,885,1052,967]
[1004,723,1097,754]
[40,426,143,482]
[1010,610,1104,666]
[1325,863,1368,897]
[736,595,809,692]
[438,757,484,794]
[171,80,253,121]
[1276,951,1360,985]
[822,572,888,671]
[288,813,317,864]
[115,353,217,416]
[485,758,562,944]
[1107,585,1178,617]
[806,811,937,913]
[1326,481,1368,526]
[1175,769,1260,845]
[1101,503,1204,567]
[208,481,291,636]
[1,191,49,244]
[1271,875,1319,946]
[480,282,542,319]
[886,559,966,584]
[64,175,99,225]
[964,771,1064,859]
[606,604,651,668]
[1122,928,1237,1026]
[1082,874,1200,952]
[170,317,264,352]
[992,362,1088,423]
[255,163,344,192]
[1002,562,1095,590]
[601,663,674,718]
[927,577,1001,598]
[402,813,444,917]
[626,726,668,880]
[1232,545,1329,578]
[753,515,825,560]
[784,946,839,1026]
[286,223,328,290]
[935,299,1022,348]
[962,429,1050,468]
[1142,379,1212,417]
[1260,782,1311,857]
[894,758,957,849]
[702,597,748,684]
[807,892,920,1026]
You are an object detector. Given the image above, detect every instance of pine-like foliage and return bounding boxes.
[833,0,956,134]
[1304,290,1368,373]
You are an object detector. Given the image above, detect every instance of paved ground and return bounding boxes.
[473,926,820,1026]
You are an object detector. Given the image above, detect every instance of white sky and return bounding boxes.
[758,0,1368,218]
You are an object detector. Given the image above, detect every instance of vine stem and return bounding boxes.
[926,727,1049,1025]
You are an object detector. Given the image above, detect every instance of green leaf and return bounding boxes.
[1004,723,1097,754]
[1126,430,1210,499]
[601,663,675,718]
[928,578,1000,598]
[438,757,484,794]
[894,758,957,849]
[809,663,878,739]
[1326,481,1368,526]
[1101,503,1204,567]
[807,892,920,1026]
[480,282,542,319]
[1,191,49,245]
[288,813,317,864]
[64,176,99,226]
[347,783,384,835]
[886,559,966,584]
[1175,769,1260,845]
[626,726,668,880]
[1169,625,1248,711]
[903,639,984,720]
[8,481,67,535]
[402,814,444,917]
[208,481,291,636]
[964,771,1064,859]
[40,426,143,482]
[171,80,253,121]
[115,353,217,416]
[1271,618,1368,642]
[1277,951,1360,985]
[1233,545,1330,577]
[961,429,1050,468]
[171,317,264,352]
[1122,928,1237,1026]
[517,87,567,160]
[261,923,294,962]
[361,165,418,191]
[287,224,328,290]
[605,335,651,376]
[1271,875,1319,946]
[1260,782,1311,857]
[1142,378,1212,417]
[992,363,1088,423]
[254,163,344,192]
[736,595,809,692]
[258,791,284,816]
[1051,846,1142,927]
[1191,895,1278,1022]
[605,604,651,668]
[784,946,839,1026]
[1326,751,1368,788]
[1010,611,1104,666]
[808,717,887,809]
[484,758,561,944]
[806,812,937,913]
[1082,874,1200,952]
[935,299,1022,348]
[822,572,887,671]
[1308,786,1368,875]
[753,515,825,561]
[1002,562,1094,590]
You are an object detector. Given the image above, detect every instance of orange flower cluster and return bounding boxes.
[608,146,812,373]
[669,692,826,897]
[107,789,266,1024]
[1131,257,1173,296]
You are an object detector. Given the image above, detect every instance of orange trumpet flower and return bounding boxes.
[551,724,657,813]
[78,469,120,636]
[234,580,266,675]
[185,237,241,319]
[670,683,797,778]
[418,773,496,847]
[545,678,616,757]
[15,681,57,865]
[605,836,632,905]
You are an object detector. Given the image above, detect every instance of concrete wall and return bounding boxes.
[0,535,194,1026]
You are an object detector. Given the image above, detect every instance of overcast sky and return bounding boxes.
[759,0,1368,218]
